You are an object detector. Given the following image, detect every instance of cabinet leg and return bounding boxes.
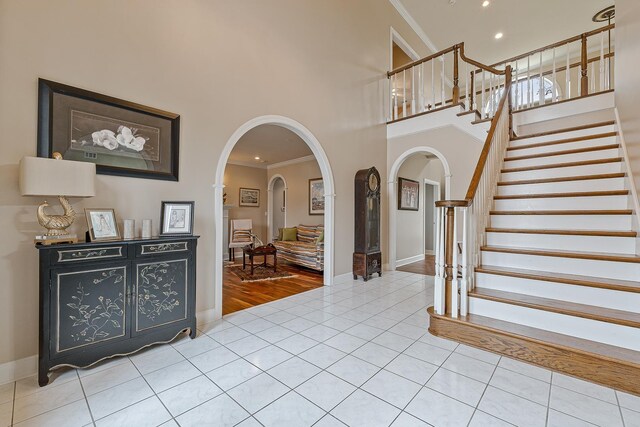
[353,274,357,280]
[38,369,49,387]
[378,272,382,277]
[189,326,197,339]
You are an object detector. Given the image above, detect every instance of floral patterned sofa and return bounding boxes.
[273,224,324,271]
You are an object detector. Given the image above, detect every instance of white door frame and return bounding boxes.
[213,115,335,320]
[423,178,441,255]
[267,174,287,243]
[388,146,451,270]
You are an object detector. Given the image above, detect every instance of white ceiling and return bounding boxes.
[228,124,313,166]
[396,0,613,65]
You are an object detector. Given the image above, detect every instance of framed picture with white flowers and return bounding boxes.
[37,79,180,181]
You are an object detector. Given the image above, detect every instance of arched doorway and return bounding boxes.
[213,115,335,319]
[267,174,287,243]
[388,146,451,271]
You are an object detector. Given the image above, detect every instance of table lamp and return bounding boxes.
[19,152,96,244]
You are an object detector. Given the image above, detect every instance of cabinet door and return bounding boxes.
[50,262,130,359]
[133,256,190,334]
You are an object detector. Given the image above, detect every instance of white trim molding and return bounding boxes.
[267,174,288,242]
[388,0,439,54]
[396,253,426,268]
[0,355,37,385]
[226,159,268,169]
[214,115,336,319]
[267,155,316,170]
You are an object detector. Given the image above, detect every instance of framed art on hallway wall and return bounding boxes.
[239,188,260,207]
[309,178,324,215]
[37,79,180,181]
[398,177,419,211]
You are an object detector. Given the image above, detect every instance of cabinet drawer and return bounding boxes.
[53,245,127,265]
[135,241,190,257]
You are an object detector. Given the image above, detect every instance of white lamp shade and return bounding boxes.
[19,157,96,197]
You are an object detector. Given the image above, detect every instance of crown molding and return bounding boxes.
[267,155,316,170]
[226,160,268,169]
[389,0,439,54]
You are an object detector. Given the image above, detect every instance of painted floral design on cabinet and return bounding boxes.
[136,260,187,331]
[57,267,127,352]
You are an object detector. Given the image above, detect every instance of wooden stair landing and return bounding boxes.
[427,307,640,395]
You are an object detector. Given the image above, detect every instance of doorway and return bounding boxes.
[267,175,287,243]
[423,179,440,255]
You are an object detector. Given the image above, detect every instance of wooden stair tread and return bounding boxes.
[511,120,615,141]
[428,307,640,365]
[494,190,628,199]
[502,157,622,173]
[476,265,640,293]
[481,245,640,263]
[498,173,626,186]
[504,144,619,162]
[457,109,480,119]
[470,288,640,329]
[490,209,632,215]
[507,132,618,151]
[485,228,637,237]
[472,116,492,125]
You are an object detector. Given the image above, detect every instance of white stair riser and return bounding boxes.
[490,214,632,231]
[481,250,640,281]
[497,178,625,195]
[510,125,616,147]
[469,297,640,351]
[506,136,617,158]
[503,148,620,169]
[485,232,636,254]
[501,161,622,182]
[493,195,629,211]
[475,272,640,312]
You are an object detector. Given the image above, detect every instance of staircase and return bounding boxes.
[429,100,640,395]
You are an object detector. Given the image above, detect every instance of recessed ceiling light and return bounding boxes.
[494,32,503,39]
[482,0,490,7]
[254,156,260,160]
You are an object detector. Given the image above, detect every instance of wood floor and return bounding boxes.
[223,261,324,315]
[397,255,435,275]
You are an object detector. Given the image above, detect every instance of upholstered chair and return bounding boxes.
[229,219,252,260]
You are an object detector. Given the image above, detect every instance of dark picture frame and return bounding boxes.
[160,201,195,236]
[239,188,260,207]
[398,177,420,211]
[37,79,180,181]
[309,178,324,215]
[85,208,121,242]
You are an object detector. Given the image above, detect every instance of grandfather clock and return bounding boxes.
[353,167,382,281]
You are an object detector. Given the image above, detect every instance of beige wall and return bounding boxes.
[615,0,640,197]
[224,164,268,246]
[0,0,428,366]
[268,159,324,231]
[396,155,445,261]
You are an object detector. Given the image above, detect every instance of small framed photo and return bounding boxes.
[398,177,419,211]
[309,178,324,215]
[85,208,121,241]
[239,188,260,207]
[160,201,194,236]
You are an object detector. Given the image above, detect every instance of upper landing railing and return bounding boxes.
[387,24,615,124]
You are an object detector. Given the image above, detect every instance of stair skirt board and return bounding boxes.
[427,308,640,396]
[500,163,624,181]
[489,214,633,231]
[485,231,636,254]
[468,297,640,352]
[480,250,640,281]
[502,148,620,169]
[475,273,640,312]
[496,177,625,195]
[507,136,618,158]
[509,124,616,147]
[493,195,629,211]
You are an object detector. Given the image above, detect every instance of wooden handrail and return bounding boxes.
[489,24,614,68]
[459,43,505,75]
[464,66,513,203]
[388,44,458,77]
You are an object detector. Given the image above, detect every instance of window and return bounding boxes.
[485,76,560,115]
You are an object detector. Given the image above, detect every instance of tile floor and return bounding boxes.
[1,271,639,426]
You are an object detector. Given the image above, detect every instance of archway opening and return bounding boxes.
[213,116,335,318]
[388,147,451,275]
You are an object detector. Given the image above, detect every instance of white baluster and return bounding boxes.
[481,71,486,117]
[514,60,519,109]
[566,43,571,100]
[441,55,445,108]
[539,51,544,106]
[393,74,398,120]
[451,207,459,318]
[552,48,557,102]
[411,66,416,115]
[431,60,435,110]
[600,31,605,92]
[465,60,469,110]
[402,70,407,118]
[591,62,596,93]
[419,63,425,112]
[434,207,446,315]
[526,56,531,107]
[460,207,469,317]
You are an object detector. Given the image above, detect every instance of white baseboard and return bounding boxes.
[0,355,37,385]
[333,272,354,283]
[196,308,221,325]
[395,254,426,268]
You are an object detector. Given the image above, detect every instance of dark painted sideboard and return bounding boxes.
[37,236,198,386]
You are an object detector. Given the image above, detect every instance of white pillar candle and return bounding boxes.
[123,219,135,239]
[142,219,152,239]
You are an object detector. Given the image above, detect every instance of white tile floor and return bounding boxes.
[2,271,639,426]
